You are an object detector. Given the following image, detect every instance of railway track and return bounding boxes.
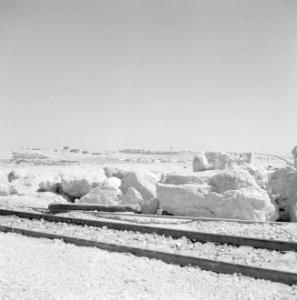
[0,208,295,251]
[0,208,297,285]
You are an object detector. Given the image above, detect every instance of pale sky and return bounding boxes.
[0,0,296,154]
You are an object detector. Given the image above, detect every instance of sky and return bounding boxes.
[0,0,296,154]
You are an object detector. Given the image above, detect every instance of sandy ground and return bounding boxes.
[0,148,290,176]
[0,232,296,300]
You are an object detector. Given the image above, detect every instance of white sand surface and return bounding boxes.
[0,232,296,299]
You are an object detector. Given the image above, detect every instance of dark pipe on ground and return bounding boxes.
[48,203,140,213]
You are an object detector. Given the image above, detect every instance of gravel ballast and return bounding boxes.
[1,215,297,272]
[67,212,297,242]
[84,213,297,242]
[0,232,297,300]
[4,206,297,243]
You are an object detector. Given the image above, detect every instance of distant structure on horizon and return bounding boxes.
[119,149,192,155]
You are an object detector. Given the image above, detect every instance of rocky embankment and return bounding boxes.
[0,148,297,222]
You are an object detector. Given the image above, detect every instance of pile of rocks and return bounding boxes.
[0,167,160,214]
[1,146,297,222]
[157,169,277,221]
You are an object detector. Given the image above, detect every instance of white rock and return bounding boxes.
[122,186,159,213]
[120,170,160,214]
[101,177,121,191]
[9,176,40,195]
[157,183,277,221]
[267,166,297,221]
[8,173,62,195]
[38,174,62,193]
[140,198,160,214]
[245,165,269,189]
[103,167,126,179]
[157,183,210,216]
[0,183,9,196]
[160,170,219,185]
[60,169,106,199]
[246,152,256,164]
[207,152,248,170]
[100,177,122,200]
[209,169,259,193]
[192,153,211,172]
[120,170,158,200]
[193,152,250,172]
[290,202,297,222]
[77,187,121,205]
[0,192,67,208]
[222,188,277,221]
[122,187,143,208]
[0,171,8,186]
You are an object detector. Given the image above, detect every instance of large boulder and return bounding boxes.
[0,192,68,208]
[38,174,62,193]
[141,198,159,214]
[0,171,9,186]
[103,167,127,179]
[245,165,269,189]
[100,177,122,200]
[157,183,277,221]
[9,173,63,195]
[8,169,27,182]
[120,170,159,214]
[122,187,143,208]
[120,170,158,200]
[157,183,210,216]
[101,177,121,191]
[122,186,159,214]
[207,152,249,170]
[290,202,297,222]
[9,175,40,195]
[192,153,211,172]
[160,170,218,185]
[193,152,251,172]
[209,169,259,193]
[77,187,121,205]
[0,183,9,196]
[219,188,277,220]
[60,169,106,200]
[267,166,297,221]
